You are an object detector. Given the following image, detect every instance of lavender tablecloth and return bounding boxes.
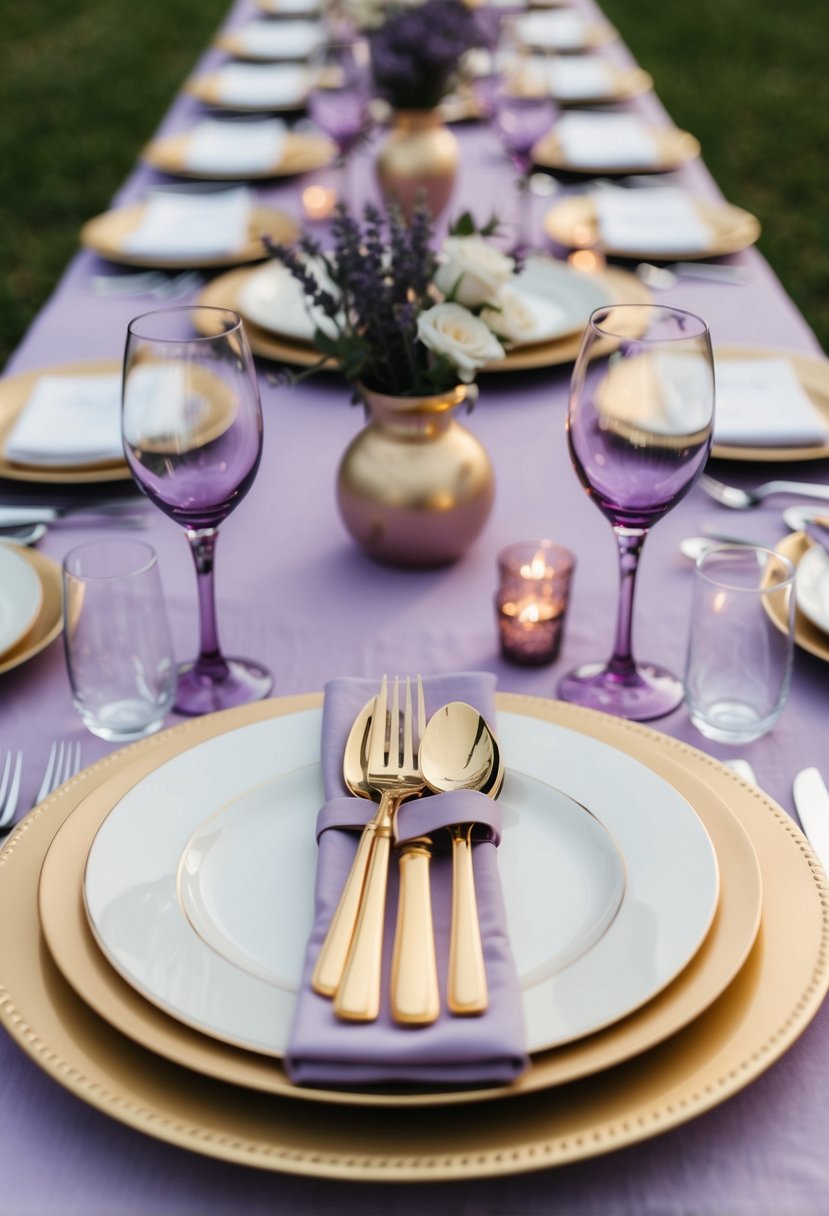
[2,0,828,1211]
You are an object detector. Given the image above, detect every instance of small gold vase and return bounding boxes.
[375,109,460,220]
[337,383,495,568]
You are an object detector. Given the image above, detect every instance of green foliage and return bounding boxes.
[599,0,829,351]
[0,0,228,367]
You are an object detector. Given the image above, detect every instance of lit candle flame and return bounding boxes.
[518,602,541,624]
[519,551,548,580]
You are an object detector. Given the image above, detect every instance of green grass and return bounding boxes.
[0,0,228,367]
[1,0,828,364]
[599,0,829,350]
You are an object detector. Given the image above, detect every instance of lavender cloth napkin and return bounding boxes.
[285,673,529,1088]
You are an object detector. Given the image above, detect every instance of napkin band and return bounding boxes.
[316,790,502,848]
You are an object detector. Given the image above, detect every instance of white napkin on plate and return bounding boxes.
[713,359,829,447]
[796,545,829,634]
[595,187,711,253]
[481,282,568,346]
[122,188,251,258]
[184,119,288,173]
[517,11,591,50]
[5,374,124,467]
[234,19,322,59]
[555,113,659,167]
[542,55,613,100]
[215,63,308,107]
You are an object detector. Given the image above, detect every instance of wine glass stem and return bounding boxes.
[608,527,647,677]
[515,172,532,253]
[186,527,230,683]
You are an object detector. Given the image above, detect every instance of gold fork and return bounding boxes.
[334,675,426,1022]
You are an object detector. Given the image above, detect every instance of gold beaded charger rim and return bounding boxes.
[543,195,760,262]
[1,693,827,1180]
[36,695,761,1106]
[0,360,132,484]
[710,346,829,463]
[194,263,652,371]
[79,204,298,270]
[141,130,337,181]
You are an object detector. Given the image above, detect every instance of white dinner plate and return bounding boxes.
[237,256,608,350]
[0,542,43,657]
[795,542,829,634]
[84,710,718,1057]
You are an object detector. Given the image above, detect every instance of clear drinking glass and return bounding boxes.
[308,38,372,210]
[122,305,272,716]
[63,540,176,741]
[685,545,795,743]
[559,304,714,720]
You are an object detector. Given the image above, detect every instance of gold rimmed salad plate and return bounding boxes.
[195,259,651,371]
[142,129,335,181]
[0,547,62,676]
[37,701,761,1107]
[773,533,829,662]
[0,543,43,659]
[544,195,760,261]
[215,21,323,62]
[533,124,700,176]
[711,347,829,463]
[516,14,618,52]
[0,361,132,485]
[80,203,298,270]
[1,694,825,1180]
[439,65,653,124]
[77,707,717,1057]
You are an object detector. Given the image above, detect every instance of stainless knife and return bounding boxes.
[0,503,146,528]
[792,768,829,872]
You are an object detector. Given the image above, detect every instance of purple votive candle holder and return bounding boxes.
[496,541,576,666]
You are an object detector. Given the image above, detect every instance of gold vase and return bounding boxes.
[337,384,495,568]
[375,110,460,220]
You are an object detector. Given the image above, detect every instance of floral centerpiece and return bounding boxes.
[348,0,492,217]
[269,202,515,396]
[267,201,521,566]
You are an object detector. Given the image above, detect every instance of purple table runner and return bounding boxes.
[1,0,828,1210]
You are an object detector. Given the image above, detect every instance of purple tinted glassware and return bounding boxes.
[122,306,272,716]
[492,56,556,252]
[558,304,714,721]
[308,39,372,210]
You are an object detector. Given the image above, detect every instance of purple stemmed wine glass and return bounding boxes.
[122,306,272,716]
[558,304,714,721]
[308,38,372,210]
[492,53,556,252]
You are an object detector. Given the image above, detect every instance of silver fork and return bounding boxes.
[0,751,23,835]
[699,473,829,510]
[334,675,426,1022]
[34,741,83,805]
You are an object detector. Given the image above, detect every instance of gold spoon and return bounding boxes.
[311,698,376,997]
[419,702,503,1017]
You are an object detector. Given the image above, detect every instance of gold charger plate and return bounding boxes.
[1,694,827,1180]
[543,196,760,261]
[196,264,651,371]
[142,130,336,181]
[533,125,700,176]
[773,532,829,662]
[37,697,762,1107]
[439,67,654,124]
[711,346,829,463]
[0,547,62,676]
[80,204,298,270]
[0,360,130,485]
[185,72,309,113]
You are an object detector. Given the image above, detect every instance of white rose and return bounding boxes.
[433,236,516,309]
[417,302,506,381]
[480,282,567,346]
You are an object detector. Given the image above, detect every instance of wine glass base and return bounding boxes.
[557,660,684,722]
[174,657,273,717]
